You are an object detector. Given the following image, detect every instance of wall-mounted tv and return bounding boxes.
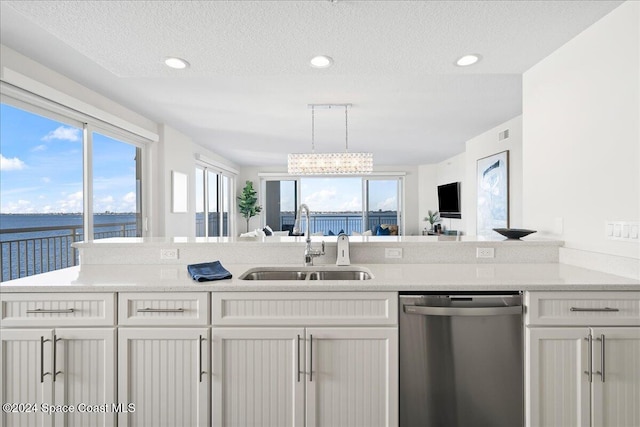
[437,182,461,219]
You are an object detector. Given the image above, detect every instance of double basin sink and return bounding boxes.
[239,266,373,281]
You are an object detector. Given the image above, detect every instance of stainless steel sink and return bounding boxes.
[239,266,372,281]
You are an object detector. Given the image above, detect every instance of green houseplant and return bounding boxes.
[238,180,262,232]
[424,210,441,232]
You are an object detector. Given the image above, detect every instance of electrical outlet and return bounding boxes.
[385,248,403,259]
[160,248,178,260]
[476,247,495,258]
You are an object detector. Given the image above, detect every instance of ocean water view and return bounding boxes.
[1,213,139,281]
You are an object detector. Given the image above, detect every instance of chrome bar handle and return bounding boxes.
[53,335,63,382]
[595,334,606,382]
[297,334,301,383]
[198,335,206,383]
[137,308,184,313]
[583,334,593,383]
[309,334,313,382]
[570,307,619,312]
[40,336,51,383]
[27,308,75,314]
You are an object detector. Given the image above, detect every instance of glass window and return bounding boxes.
[300,177,363,235]
[261,175,404,237]
[1,103,83,281]
[264,179,297,233]
[365,179,401,233]
[92,131,142,239]
[194,166,235,237]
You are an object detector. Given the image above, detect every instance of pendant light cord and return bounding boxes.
[311,105,315,153]
[345,105,349,153]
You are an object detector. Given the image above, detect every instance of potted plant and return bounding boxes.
[424,210,441,232]
[238,180,262,232]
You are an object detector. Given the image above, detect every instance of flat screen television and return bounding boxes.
[437,182,461,219]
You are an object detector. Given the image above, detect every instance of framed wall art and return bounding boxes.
[477,150,509,235]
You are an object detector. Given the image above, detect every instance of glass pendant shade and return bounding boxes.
[288,104,373,175]
[288,152,373,175]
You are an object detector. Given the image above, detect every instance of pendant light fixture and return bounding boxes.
[288,104,373,175]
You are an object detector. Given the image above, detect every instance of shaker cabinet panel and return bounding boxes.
[591,327,640,427]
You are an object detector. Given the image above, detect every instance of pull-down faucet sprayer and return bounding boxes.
[293,204,324,266]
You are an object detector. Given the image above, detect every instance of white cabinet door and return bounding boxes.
[0,329,53,427]
[118,328,210,427]
[526,327,591,427]
[591,327,640,427]
[53,328,116,427]
[211,327,305,427]
[305,327,398,427]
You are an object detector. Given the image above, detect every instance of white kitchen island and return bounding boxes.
[1,237,638,427]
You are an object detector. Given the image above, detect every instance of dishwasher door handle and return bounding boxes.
[403,304,522,316]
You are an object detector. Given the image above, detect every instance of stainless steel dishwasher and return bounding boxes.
[399,293,523,427]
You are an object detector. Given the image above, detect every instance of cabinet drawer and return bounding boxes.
[212,292,398,326]
[525,291,640,326]
[118,292,209,325]
[0,293,115,326]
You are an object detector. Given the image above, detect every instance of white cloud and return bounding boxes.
[56,191,83,213]
[42,126,81,142]
[42,177,51,183]
[1,199,34,214]
[375,196,397,211]
[0,154,26,171]
[31,144,47,152]
[122,192,136,203]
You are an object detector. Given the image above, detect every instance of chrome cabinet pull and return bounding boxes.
[583,334,593,383]
[27,308,75,314]
[198,335,206,383]
[297,334,301,383]
[40,336,51,383]
[595,335,606,382]
[309,334,313,382]
[136,308,184,313]
[570,307,619,312]
[53,335,63,382]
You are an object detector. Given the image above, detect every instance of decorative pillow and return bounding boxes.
[338,229,344,235]
[239,231,257,238]
[377,226,391,236]
[373,225,381,235]
[265,225,274,234]
[328,230,335,236]
[352,231,362,236]
[255,228,266,237]
[363,230,373,236]
[263,227,273,236]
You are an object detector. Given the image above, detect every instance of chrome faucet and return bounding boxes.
[336,233,350,266]
[293,204,325,266]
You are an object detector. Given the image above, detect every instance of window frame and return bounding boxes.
[259,173,406,235]
[195,163,236,237]
[1,85,152,239]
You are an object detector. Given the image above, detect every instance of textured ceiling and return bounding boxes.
[0,0,624,166]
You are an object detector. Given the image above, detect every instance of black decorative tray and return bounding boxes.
[493,228,537,240]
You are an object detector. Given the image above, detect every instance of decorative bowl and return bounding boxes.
[493,228,537,240]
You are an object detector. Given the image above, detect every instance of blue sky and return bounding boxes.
[0,103,137,214]
[281,177,398,213]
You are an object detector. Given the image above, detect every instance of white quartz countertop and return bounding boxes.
[2,262,638,292]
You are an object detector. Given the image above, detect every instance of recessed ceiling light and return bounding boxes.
[164,57,190,69]
[310,55,333,68]
[455,54,481,67]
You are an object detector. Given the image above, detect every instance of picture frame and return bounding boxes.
[477,150,509,235]
[171,171,188,213]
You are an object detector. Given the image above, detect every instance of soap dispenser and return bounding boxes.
[336,233,351,266]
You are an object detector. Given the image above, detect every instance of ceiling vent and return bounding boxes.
[499,129,510,141]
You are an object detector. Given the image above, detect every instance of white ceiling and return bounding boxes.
[0,0,623,167]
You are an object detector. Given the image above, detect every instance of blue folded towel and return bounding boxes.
[187,261,232,282]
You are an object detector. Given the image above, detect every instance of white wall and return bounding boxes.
[523,1,639,278]
[465,115,523,235]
